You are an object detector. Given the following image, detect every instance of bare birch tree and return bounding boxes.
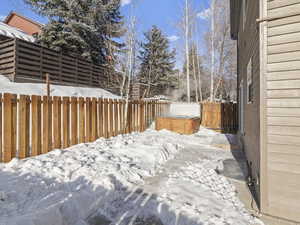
[185,0,191,103]
[123,12,138,132]
[203,0,237,102]
[210,0,215,102]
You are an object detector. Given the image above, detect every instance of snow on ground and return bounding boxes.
[0,128,263,225]
[0,75,118,98]
[169,103,200,117]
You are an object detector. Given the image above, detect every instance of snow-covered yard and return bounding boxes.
[0,127,263,225]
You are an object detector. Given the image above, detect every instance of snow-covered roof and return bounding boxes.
[0,22,35,42]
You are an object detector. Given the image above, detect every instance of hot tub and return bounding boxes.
[155,116,200,135]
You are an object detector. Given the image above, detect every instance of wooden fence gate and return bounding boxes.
[0,93,170,163]
[200,102,238,133]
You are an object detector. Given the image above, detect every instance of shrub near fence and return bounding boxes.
[0,93,170,163]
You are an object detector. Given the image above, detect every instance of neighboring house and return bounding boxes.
[3,11,42,36]
[0,22,35,42]
[230,0,300,224]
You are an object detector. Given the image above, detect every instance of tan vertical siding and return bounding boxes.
[265,0,300,222]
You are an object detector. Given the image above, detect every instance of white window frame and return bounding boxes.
[242,0,247,31]
[247,57,253,104]
[239,80,245,135]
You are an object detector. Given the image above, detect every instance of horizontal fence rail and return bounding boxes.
[0,93,170,163]
[0,38,121,89]
[200,102,238,134]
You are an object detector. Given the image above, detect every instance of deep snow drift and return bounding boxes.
[0,75,118,98]
[0,128,263,225]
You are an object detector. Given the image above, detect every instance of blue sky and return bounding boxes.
[0,0,212,67]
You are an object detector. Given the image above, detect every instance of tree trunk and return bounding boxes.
[196,51,203,102]
[192,50,199,103]
[185,0,190,103]
[210,0,215,102]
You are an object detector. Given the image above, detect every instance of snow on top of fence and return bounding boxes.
[0,74,119,99]
[0,22,35,42]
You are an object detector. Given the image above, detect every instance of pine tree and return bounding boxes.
[25,0,124,65]
[138,26,176,98]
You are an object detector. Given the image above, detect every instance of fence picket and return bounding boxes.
[98,98,103,137]
[91,98,98,141]
[139,100,145,132]
[108,99,113,137]
[53,96,62,149]
[0,93,170,163]
[119,100,124,134]
[31,95,41,156]
[3,93,17,162]
[128,101,132,133]
[114,100,119,136]
[71,97,78,145]
[103,99,109,138]
[78,97,85,143]
[62,97,70,148]
[85,97,92,142]
[18,95,30,159]
[42,96,52,154]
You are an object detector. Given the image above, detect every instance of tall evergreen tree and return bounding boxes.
[138,26,176,97]
[25,0,124,65]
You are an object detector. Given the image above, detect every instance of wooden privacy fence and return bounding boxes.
[0,93,170,163]
[200,102,238,134]
[0,38,121,89]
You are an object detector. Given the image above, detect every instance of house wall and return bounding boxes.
[263,0,300,222]
[237,0,261,200]
[6,14,41,35]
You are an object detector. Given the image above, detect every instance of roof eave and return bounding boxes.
[4,11,43,28]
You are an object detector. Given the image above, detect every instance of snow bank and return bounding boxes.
[0,130,182,225]
[0,128,262,225]
[170,102,200,117]
[0,75,118,98]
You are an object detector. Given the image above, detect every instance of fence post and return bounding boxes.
[18,95,30,159]
[62,97,70,148]
[78,97,85,143]
[46,73,50,97]
[71,97,78,145]
[31,95,41,156]
[42,96,52,154]
[3,93,17,162]
[53,96,62,149]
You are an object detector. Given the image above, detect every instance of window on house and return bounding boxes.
[247,57,253,104]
